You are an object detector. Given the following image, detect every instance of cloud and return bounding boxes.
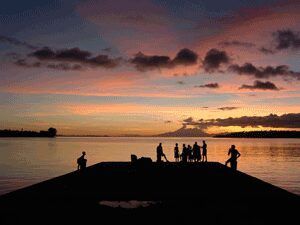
[218,107,239,111]
[182,113,300,129]
[13,47,122,71]
[177,81,185,85]
[0,35,37,50]
[273,29,300,50]
[260,29,300,54]
[172,48,198,66]
[195,83,219,89]
[203,49,230,72]
[259,47,275,54]
[228,63,300,80]
[239,80,279,91]
[130,52,171,71]
[130,48,198,71]
[15,59,83,71]
[219,40,255,48]
[15,59,42,68]
[28,47,120,68]
[183,117,194,123]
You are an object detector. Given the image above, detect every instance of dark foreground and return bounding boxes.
[0,162,299,225]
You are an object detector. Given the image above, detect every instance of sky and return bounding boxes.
[0,0,300,136]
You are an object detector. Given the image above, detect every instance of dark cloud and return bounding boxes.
[273,29,300,50]
[195,83,219,89]
[219,41,255,48]
[182,113,300,129]
[46,63,83,71]
[30,47,91,61]
[28,47,121,69]
[260,29,300,54]
[130,52,171,71]
[177,81,185,85]
[228,63,300,80]
[0,35,37,50]
[130,48,198,71]
[259,47,275,54]
[203,49,230,72]
[218,107,239,111]
[183,117,194,123]
[239,80,279,91]
[15,59,83,71]
[172,48,198,66]
[15,59,42,68]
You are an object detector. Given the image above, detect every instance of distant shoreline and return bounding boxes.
[1,130,299,138]
[0,128,57,138]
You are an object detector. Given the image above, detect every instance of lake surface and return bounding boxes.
[0,137,299,195]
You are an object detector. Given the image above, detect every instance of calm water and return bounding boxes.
[0,137,299,195]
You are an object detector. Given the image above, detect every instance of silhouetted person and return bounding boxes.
[174,143,180,162]
[202,140,207,162]
[77,151,87,171]
[181,144,188,163]
[193,142,201,162]
[187,145,193,162]
[157,143,168,162]
[225,145,241,170]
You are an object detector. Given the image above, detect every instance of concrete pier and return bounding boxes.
[0,162,299,225]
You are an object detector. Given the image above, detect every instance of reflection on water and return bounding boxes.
[0,137,299,195]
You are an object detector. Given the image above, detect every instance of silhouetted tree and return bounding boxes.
[48,127,57,137]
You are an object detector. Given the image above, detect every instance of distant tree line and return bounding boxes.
[0,127,57,138]
[215,130,300,138]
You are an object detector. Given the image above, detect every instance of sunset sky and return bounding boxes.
[0,0,300,135]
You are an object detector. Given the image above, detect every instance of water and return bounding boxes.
[0,137,299,195]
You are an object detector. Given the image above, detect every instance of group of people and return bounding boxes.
[174,141,207,163]
[77,142,241,171]
[156,141,208,163]
[157,142,241,170]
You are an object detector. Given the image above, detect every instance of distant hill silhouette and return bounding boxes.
[0,127,57,138]
[215,130,300,138]
[156,126,210,137]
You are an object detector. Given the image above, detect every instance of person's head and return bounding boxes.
[82,151,86,156]
[203,140,206,144]
[231,145,235,149]
[159,143,162,146]
[183,144,185,147]
[175,143,178,146]
[195,142,197,145]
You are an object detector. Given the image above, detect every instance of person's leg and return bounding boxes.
[231,161,237,170]
[225,159,230,166]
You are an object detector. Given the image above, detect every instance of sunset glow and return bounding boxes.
[1,0,299,136]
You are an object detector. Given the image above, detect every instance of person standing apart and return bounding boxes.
[225,145,241,170]
[77,151,87,171]
[156,143,166,162]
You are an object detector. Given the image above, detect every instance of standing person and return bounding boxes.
[202,141,208,162]
[225,145,241,170]
[193,142,200,162]
[187,145,193,162]
[181,144,188,163]
[156,143,167,162]
[77,151,87,171]
[174,143,180,162]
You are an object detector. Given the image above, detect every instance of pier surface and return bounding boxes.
[0,162,299,225]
